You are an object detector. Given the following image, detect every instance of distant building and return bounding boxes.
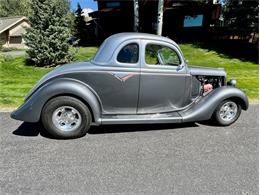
[82,8,94,22]
[82,8,94,17]
[90,0,221,42]
[0,16,29,48]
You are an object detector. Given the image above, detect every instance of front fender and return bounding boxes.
[180,86,249,122]
[11,78,102,123]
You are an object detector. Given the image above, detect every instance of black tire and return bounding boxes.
[212,99,241,126]
[41,96,91,139]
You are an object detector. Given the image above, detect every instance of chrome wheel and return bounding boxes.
[52,106,82,132]
[219,101,238,122]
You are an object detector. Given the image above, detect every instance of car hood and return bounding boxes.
[25,61,96,100]
[189,66,226,77]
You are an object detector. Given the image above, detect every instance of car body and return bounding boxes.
[11,33,249,138]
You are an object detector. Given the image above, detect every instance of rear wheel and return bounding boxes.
[41,96,91,139]
[212,99,241,126]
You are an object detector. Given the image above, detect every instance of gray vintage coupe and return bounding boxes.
[11,33,248,138]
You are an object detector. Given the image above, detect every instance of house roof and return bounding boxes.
[0,16,27,34]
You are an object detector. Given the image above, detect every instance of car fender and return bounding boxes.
[180,86,249,122]
[11,78,102,123]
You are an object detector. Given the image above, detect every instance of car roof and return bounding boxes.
[107,32,174,43]
[93,32,179,64]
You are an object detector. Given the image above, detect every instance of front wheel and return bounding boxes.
[41,96,91,139]
[212,99,241,126]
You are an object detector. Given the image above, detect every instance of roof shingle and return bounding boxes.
[0,16,27,34]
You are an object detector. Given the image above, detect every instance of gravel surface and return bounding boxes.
[0,51,26,57]
[0,105,258,194]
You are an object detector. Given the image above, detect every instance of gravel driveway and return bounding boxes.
[0,105,258,194]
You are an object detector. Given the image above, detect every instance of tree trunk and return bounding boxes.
[133,0,139,32]
[156,0,164,35]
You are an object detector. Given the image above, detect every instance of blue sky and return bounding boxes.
[70,0,98,11]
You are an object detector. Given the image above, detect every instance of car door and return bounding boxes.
[91,40,141,115]
[137,40,189,114]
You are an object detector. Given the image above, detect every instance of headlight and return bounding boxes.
[227,79,237,86]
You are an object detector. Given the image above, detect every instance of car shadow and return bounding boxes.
[13,122,41,136]
[12,122,199,138]
[12,122,51,138]
[197,120,220,127]
[89,122,199,134]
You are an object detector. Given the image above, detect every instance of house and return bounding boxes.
[89,0,221,42]
[0,16,29,48]
[82,8,94,22]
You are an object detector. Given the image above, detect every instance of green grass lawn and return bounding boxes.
[0,45,258,108]
[0,47,98,108]
[180,44,259,100]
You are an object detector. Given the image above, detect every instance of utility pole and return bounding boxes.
[133,0,139,32]
[156,0,164,35]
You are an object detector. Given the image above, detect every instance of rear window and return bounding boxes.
[117,43,139,64]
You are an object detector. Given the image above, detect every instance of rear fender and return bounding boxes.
[11,78,102,123]
[180,86,249,122]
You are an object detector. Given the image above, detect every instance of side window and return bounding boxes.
[145,44,181,66]
[117,43,139,63]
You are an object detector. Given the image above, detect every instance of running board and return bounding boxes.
[101,112,182,125]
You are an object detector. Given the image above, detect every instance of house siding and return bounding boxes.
[0,31,7,45]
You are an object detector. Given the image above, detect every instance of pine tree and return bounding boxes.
[74,3,87,46]
[223,0,259,39]
[24,0,72,66]
[0,0,31,17]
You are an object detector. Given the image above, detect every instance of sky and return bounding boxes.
[70,0,98,11]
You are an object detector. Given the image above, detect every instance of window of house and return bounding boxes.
[9,36,22,44]
[106,2,120,8]
[145,44,181,66]
[117,43,139,64]
[184,15,204,27]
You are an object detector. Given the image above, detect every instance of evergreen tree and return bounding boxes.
[0,0,31,17]
[223,0,259,39]
[24,0,72,66]
[74,3,87,46]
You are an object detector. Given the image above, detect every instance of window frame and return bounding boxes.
[144,42,183,68]
[140,40,185,71]
[113,40,140,68]
[117,42,139,64]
